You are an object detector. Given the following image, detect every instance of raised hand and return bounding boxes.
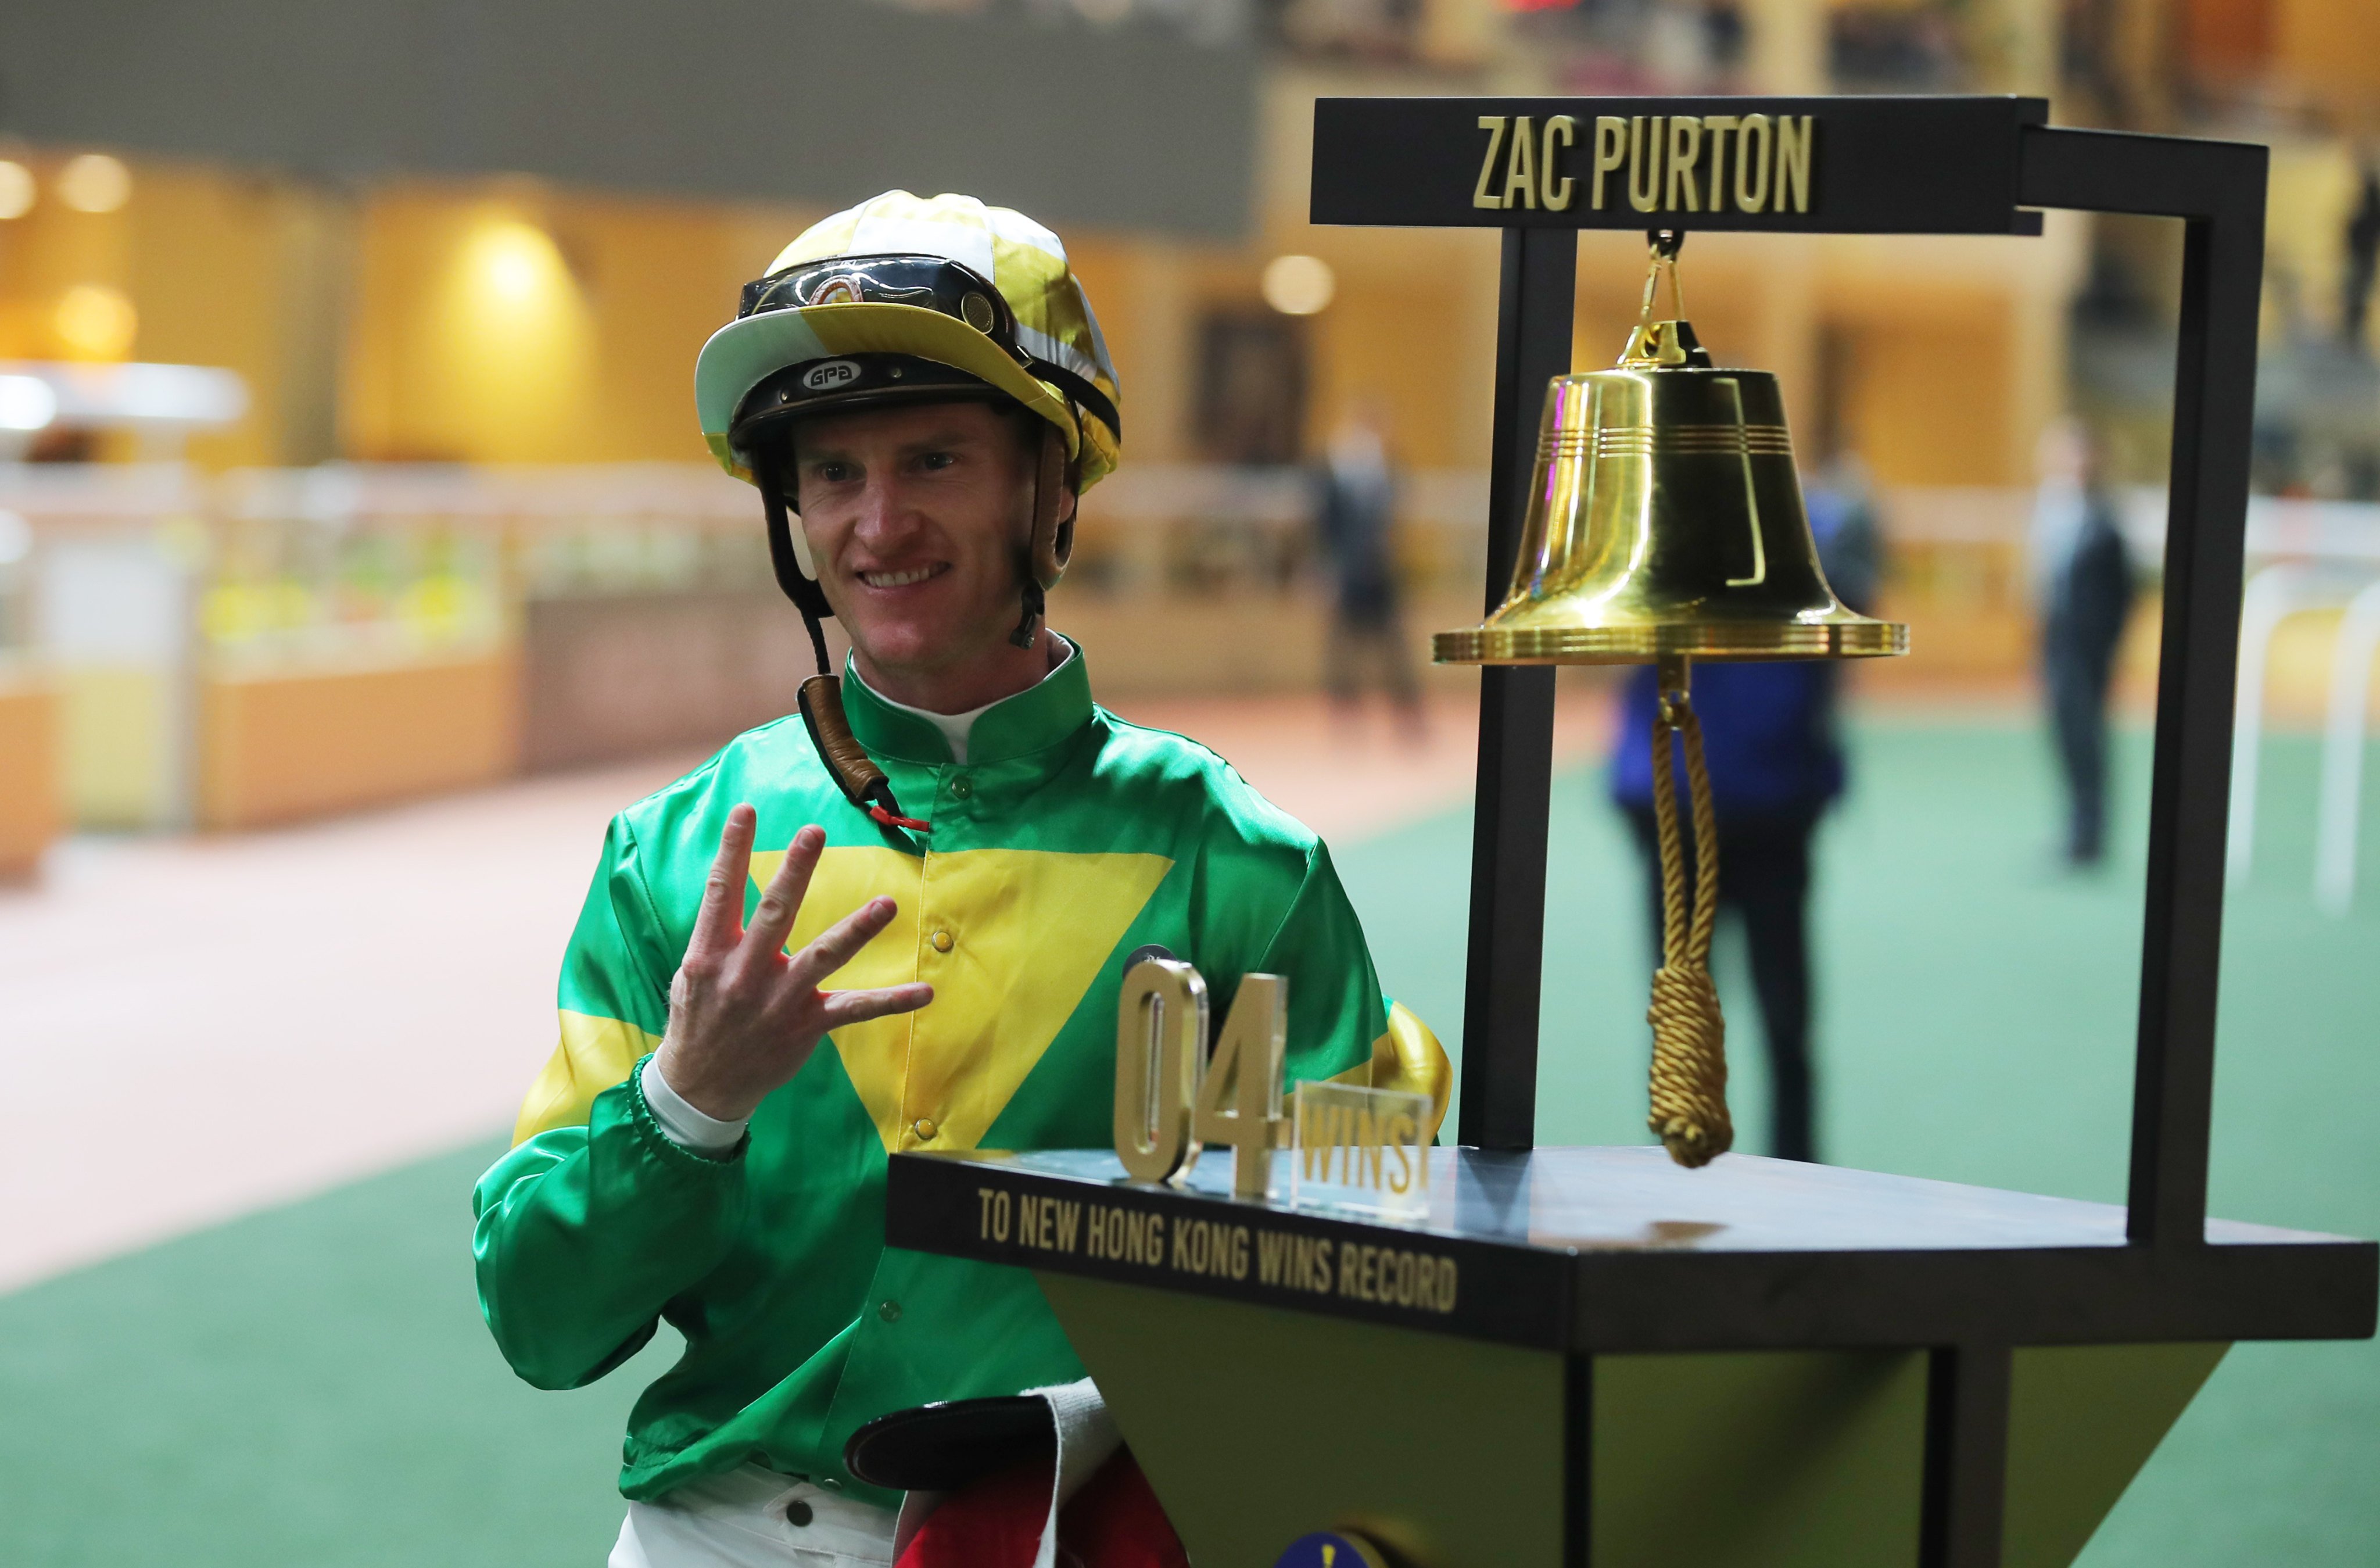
[652,806,931,1123]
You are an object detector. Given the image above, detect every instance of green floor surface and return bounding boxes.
[2,718,2373,1565]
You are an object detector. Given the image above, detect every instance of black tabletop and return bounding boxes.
[887,1146,2375,1353]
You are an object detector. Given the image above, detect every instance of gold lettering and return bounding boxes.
[1591,116,1627,210]
[1356,1109,1383,1190]
[1339,1241,1360,1297]
[1628,116,1663,213]
[1541,115,1576,210]
[1665,116,1702,212]
[1700,114,1739,209]
[1313,1238,1333,1293]
[1227,1225,1250,1280]
[1439,1256,1458,1311]
[1503,115,1537,211]
[1300,1102,1336,1180]
[1735,113,1772,213]
[1257,1229,1286,1285]
[1776,115,1814,213]
[1474,116,1510,210]
[1385,1115,1415,1194]
[977,1187,997,1240]
[1055,1200,1079,1252]
[1016,1193,1037,1247]
[992,1190,1010,1242]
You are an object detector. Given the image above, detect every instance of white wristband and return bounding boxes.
[641,1056,749,1156]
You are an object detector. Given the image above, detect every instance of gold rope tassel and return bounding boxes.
[1646,653,1733,1168]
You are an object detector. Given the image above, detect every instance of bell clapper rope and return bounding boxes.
[1646,651,1733,1168]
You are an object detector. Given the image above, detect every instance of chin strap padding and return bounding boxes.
[797,676,930,835]
[1011,424,1073,648]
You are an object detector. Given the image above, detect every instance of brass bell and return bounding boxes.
[1435,245,1906,667]
[1436,233,1908,1172]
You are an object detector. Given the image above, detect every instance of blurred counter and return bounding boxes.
[3,461,2373,865]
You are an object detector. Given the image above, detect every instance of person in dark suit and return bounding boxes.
[2030,421,2137,867]
[1606,456,1883,1164]
[1314,403,1425,738]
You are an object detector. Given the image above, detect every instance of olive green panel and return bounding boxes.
[1036,1273,1567,1568]
[1593,1349,1929,1568]
[2003,1343,2229,1568]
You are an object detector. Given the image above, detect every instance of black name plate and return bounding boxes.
[888,1150,1572,1349]
[1312,95,2047,235]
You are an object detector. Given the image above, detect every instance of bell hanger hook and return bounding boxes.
[1640,229,1688,325]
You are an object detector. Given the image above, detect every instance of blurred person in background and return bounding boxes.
[1605,454,1883,1165]
[471,192,1447,1568]
[2345,159,2379,353]
[2030,418,2137,868]
[1313,399,1426,739]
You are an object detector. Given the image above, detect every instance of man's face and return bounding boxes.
[790,400,1067,681]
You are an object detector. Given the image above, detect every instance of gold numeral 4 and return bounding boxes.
[1193,972,1288,1199]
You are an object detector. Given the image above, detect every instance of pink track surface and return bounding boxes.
[0,690,1604,1291]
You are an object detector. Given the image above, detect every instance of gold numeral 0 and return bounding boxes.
[1114,957,1206,1182]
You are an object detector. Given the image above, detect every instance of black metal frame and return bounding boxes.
[1322,102,2268,1566]
[1453,126,2264,1254]
[879,102,2336,1568]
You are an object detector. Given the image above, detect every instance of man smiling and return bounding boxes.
[471,192,1448,1567]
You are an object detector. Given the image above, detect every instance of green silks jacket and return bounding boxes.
[471,644,1449,1508]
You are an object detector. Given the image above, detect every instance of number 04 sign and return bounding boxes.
[1112,957,1288,1199]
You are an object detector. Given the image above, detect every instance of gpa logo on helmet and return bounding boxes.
[801,360,863,393]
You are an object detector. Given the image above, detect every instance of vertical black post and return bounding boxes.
[1920,1344,2012,1568]
[1563,1352,1594,1567]
[2127,187,2263,1247]
[2018,127,2268,1250]
[1458,225,1576,1150]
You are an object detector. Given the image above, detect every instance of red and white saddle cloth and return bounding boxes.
[891,1380,1186,1568]
[611,1381,1185,1568]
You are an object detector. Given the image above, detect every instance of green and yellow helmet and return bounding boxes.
[695,190,1123,493]
[696,194,1122,833]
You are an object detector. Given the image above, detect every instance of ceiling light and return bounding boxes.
[58,153,131,214]
[0,162,33,221]
[1262,254,1336,316]
[54,284,138,359]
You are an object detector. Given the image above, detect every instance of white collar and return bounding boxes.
[855,635,1076,765]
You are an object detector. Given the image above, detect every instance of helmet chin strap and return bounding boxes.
[757,445,930,836]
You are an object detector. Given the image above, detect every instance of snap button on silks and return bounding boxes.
[949,776,973,799]
[878,1299,902,1323]
[784,1501,813,1528]
[931,929,954,953]
[913,1118,938,1141]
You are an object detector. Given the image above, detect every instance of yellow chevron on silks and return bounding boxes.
[750,846,1175,1154]
[515,1010,665,1144]
[1328,1001,1453,1141]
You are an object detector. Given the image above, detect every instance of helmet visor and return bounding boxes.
[739,253,1025,360]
